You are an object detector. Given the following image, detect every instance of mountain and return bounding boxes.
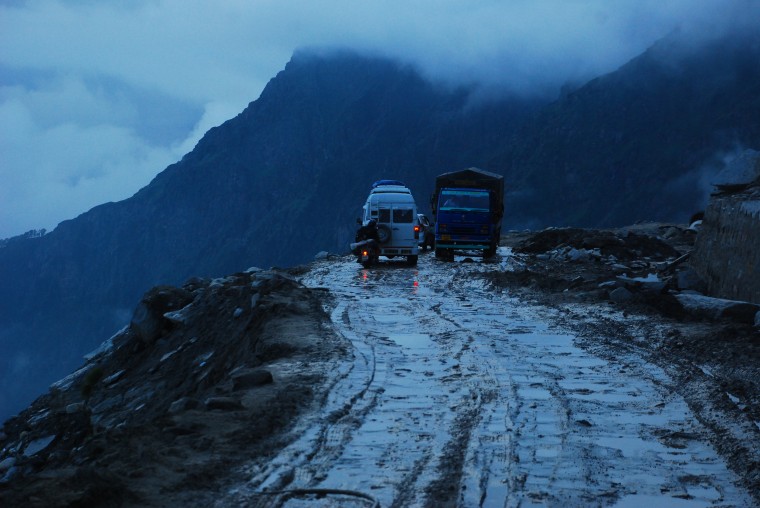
[1,31,760,422]
[0,51,542,421]
[498,31,760,227]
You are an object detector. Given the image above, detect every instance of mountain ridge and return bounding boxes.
[1,33,759,421]
[0,50,540,420]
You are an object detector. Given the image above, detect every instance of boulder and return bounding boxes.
[609,287,634,303]
[65,402,85,414]
[675,293,760,324]
[676,267,707,292]
[204,397,244,411]
[22,435,56,457]
[616,273,666,293]
[130,286,193,344]
[566,248,591,262]
[168,397,200,414]
[232,369,274,390]
[0,457,15,473]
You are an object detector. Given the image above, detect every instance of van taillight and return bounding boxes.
[414,225,420,232]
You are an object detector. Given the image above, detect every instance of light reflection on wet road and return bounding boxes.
[241,252,752,507]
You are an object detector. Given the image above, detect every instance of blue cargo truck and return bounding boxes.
[431,167,504,259]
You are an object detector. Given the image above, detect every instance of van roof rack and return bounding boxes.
[372,179,406,188]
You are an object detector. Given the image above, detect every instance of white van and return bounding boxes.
[360,180,419,265]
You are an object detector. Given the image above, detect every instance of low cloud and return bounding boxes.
[1,0,758,238]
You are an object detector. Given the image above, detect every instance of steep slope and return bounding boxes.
[2,31,760,422]
[498,31,760,226]
[0,268,349,506]
[0,50,540,421]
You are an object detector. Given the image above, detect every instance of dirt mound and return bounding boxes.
[513,226,681,260]
[493,224,696,307]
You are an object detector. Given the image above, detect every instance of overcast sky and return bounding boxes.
[1,0,757,239]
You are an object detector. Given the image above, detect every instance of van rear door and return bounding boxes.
[391,206,416,246]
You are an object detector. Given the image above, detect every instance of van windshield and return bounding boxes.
[439,189,489,211]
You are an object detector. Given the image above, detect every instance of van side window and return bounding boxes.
[378,209,390,223]
[393,208,413,223]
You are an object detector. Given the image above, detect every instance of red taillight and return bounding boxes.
[362,250,369,256]
[414,225,420,232]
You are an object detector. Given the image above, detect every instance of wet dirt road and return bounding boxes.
[235,251,753,507]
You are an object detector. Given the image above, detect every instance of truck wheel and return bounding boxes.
[377,224,392,244]
[435,248,451,260]
[407,255,418,266]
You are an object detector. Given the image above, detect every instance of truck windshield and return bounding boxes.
[439,190,489,211]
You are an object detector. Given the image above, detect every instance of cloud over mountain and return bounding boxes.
[2,0,759,238]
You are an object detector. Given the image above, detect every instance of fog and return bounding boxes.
[1,0,758,238]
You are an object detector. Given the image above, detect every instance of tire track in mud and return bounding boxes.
[233,256,754,507]
[235,285,384,506]
[554,307,760,502]
[295,261,477,506]
[431,274,581,506]
[439,260,754,506]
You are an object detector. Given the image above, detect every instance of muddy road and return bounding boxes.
[233,251,753,507]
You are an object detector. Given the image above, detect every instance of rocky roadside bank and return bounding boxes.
[0,269,348,507]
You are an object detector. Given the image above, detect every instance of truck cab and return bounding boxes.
[431,168,504,259]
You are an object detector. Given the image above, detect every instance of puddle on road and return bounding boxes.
[595,435,670,458]
[355,266,432,296]
[614,494,713,507]
[386,332,430,348]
